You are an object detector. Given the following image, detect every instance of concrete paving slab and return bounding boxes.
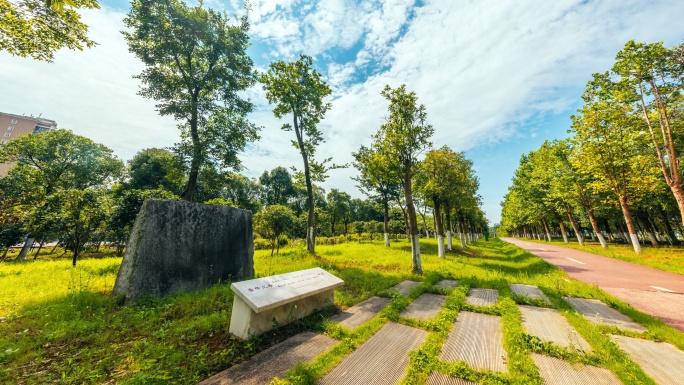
[319,322,428,385]
[519,305,591,352]
[329,296,391,330]
[425,371,478,385]
[563,297,646,332]
[612,335,684,385]
[390,280,422,296]
[435,279,459,290]
[439,311,507,372]
[466,288,499,306]
[510,284,551,305]
[399,293,447,320]
[531,353,621,385]
[199,332,337,385]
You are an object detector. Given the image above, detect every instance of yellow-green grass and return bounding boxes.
[0,238,682,384]
[521,237,684,275]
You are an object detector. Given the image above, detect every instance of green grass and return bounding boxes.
[1,238,682,384]
[520,237,684,275]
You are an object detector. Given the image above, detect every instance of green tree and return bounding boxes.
[0,130,123,264]
[254,205,295,256]
[126,148,185,194]
[0,0,98,61]
[416,146,476,257]
[326,189,351,236]
[352,145,401,247]
[373,84,434,274]
[124,0,259,202]
[259,55,334,254]
[571,73,662,253]
[613,41,684,227]
[259,166,296,206]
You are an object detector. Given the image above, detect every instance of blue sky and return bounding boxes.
[2,0,684,224]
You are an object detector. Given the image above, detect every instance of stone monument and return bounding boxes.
[113,199,254,304]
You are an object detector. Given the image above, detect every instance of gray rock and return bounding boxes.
[113,199,254,303]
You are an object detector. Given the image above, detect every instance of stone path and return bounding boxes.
[563,297,646,332]
[510,283,551,304]
[330,296,391,329]
[612,335,684,385]
[435,279,459,290]
[319,322,427,385]
[399,293,447,320]
[439,311,507,372]
[531,353,621,384]
[390,280,422,296]
[465,288,498,306]
[502,237,684,332]
[200,283,684,384]
[518,305,592,352]
[198,332,336,385]
[425,371,478,385]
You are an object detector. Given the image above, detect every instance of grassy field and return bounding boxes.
[1,238,682,384]
[519,237,684,275]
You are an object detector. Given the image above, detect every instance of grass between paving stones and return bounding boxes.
[521,237,684,275]
[1,238,683,384]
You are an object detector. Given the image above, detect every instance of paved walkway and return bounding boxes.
[502,238,684,331]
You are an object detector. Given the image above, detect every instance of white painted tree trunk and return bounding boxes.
[561,231,569,244]
[437,235,445,258]
[384,233,390,247]
[411,234,422,270]
[646,231,659,247]
[460,232,466,248]
[596,232,607,248]
[630,234,642,253]
[447,231,453,250]
[16,237,34,261]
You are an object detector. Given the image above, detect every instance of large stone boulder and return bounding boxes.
[113,199,254,303]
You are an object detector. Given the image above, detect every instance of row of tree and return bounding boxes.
[1,0,487,270]
[500,40,684,254]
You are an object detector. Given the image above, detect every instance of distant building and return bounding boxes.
[0,112,58,176]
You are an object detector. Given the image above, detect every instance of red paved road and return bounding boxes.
[503,238,684,332]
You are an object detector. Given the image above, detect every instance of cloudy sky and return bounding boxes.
[2,0,684,223]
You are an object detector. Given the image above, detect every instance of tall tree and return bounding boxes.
[613,41,684,228]
[0,0,98,61]
[259,55,334,254]
[571,73,661,253]
[352,145,401,247]
[124,0,259,202]
[374,84,433,274]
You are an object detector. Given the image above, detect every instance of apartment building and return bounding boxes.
[0,112,58,176]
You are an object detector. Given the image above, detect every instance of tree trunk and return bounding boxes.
[445,203,453,250]
[404,169,422,274]
[459,221,467,248]
[671,183,684,230]
[585,208,607,248]
[659,208,681,245]
[50,241,60,254]
[292,113,315,254]
[433,197,445,258]
[181,91,201,202]
[618,195,641,253]
[559,220,569,244]
[16,236,34,261]
[33,238,45,260]
[542,218,552,242]
[383,199,390,247]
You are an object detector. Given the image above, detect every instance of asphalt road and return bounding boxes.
[502,237,684,332]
